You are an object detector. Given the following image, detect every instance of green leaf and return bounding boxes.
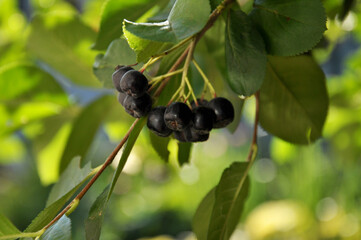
[250,0,327,56]
[85,186,109,240]
[108,118,146,198]
[259,55,329,144]
[207,162,250,240]
[93,38,136,88]
[39,216,71,240]
[192,188,215,240]
[27,13,100,87]
[123,0,211,43]
[59,95,116,173]
[123,28,167,62]
[25,191,75,232]
[225,10,267,96]
[177,142,192,166]
[0,213,21,237]
[92,0,157,50]
[47,157,93,206]
[149,132,170,162]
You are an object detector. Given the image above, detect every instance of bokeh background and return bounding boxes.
[0,0,361,239]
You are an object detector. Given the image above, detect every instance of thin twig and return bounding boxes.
[247,92,260,162]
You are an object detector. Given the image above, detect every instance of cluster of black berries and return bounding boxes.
[112,66,152,118]
[112,66,235,143]
[147,98,234,142]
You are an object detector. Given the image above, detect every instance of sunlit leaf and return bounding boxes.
[92,0,158,50]
[250,0,327,56]
[123,0,211,43]
[207,162,250,240]
[59,95,116,173]
[39,216,71,240]
[27,13,100,87]
[225,10,267,96]
[123,29,167,62]
[259,55,329,144]
[93,39,136,88]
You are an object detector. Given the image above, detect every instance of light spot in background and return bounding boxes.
[253,158,277,183]
[7,13,25,32]
[39,0,56,8]
[316,197,339,221]
[112,147,142,175]
[202,133,228,158]
[179,164,199,185]
[230,229,249,240]
[338,12,357,31]
[257,126,268,137]
[339,214,360,237]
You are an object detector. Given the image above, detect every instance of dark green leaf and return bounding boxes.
[250,0,327,56]
[209,0,222,11]
[47,157,93,206]
[225,10,267,96]
[108,118,146,198]
[177,142,192,166]
[92,0,157,50]
[59,95,116,173]
[0,213,21,237]
[39,216,71,240]
[259,55,329,144]
[93,39,136,88]
[192,188,215,240]
[85,186,109,240]
[208,162,250,240]
[27,13,100,87]
[149,132,170,162]
[123,0,211,43]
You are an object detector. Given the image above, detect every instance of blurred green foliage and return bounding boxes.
[0,0,360,239]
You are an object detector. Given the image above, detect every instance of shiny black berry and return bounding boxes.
[120,70,148,98]
[117,91,127,105]
[173,130,188,142]
[187,127,209,142]
[164,102,193,131]
[147,106,172,137]
[190,98,208,109]
[208,97,234,128]
[192,106,216,134]
[123,93,152,118]
[112,66,133,92]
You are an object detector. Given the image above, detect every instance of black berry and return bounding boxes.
[164,102,193,131]
[147,106,172,137]
[117,91,127,105]
[208,97,234,128]
[190,98,208,109]
[187,127,209,142]
[192,106,216,134]
[112,66,133,92]
[173,130,188,142]
[123,93,152,118]
[120,70,148,98]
